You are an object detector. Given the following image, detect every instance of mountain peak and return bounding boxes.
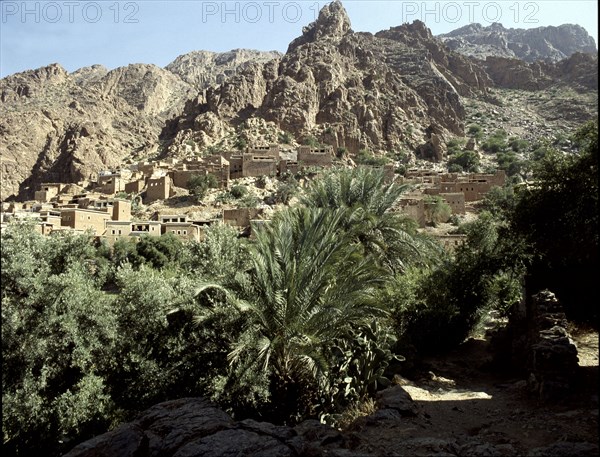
[488,22,506,32]
[439,22,597,62]
[287,0,352,52]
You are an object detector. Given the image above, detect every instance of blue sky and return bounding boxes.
[1,1,598,77]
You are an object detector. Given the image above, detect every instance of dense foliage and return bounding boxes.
[2,122,597,455]
[511,119,598,321]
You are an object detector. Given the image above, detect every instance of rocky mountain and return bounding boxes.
[0,51,281,200]
[166,49,282,88]
[0,63,191,200]
[482,51,599,91]
[162,3,597,162]
[163,2,492,161]
[1,1,598,201]
[439,23,597,62]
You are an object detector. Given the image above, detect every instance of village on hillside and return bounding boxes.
[0,143,505,249]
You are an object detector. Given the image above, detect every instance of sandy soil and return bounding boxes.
[347,329,599,456]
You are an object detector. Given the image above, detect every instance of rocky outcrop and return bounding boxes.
[94,64,192,117]
[482,56,552,90]
[492,290,580,402]
[0,49,279,200]
[287,0,352,52]
[167,8,491,158]
[481,51,598,91]
[0,63,158,200]
[63,397,371,457]
[1,2,597,201]
[526,291,580,401]
[166,49,282,88]
[66,384,598,457]
[375,20,492,96]
[440,23,597,62]
[542,52,599,90]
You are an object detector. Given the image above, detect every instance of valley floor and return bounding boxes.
[345,327,599,456]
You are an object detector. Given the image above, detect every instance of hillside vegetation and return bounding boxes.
[2,120,597,457]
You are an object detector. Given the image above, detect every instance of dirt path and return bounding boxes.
[346,330,599,456]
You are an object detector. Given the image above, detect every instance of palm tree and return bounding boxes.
[218,207,388,423]
[193,169,441,422]
[302,167,441,272]
[301,166,405,216]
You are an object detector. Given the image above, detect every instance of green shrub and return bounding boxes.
[238,192,260,208]
[229,185,248,199]
[388,212,527,354]
[278,131,293,144]
[395,164,407,175]
[187,174,219,199]
[424,195,452,225]
[496,151,522,176]
[275,179,299,204]
[481,130,509,154]
[234,137,248,151]
[446,138,466,151]
[448,150,479,172]
[482,138,507,154]
[303,135,320,147]
[467,124,483,139]
[509,137,529,152]
[336,147,347,158]
[215,191,233,204]
[355,149,388,166]
[183,223,249,281]
[135,233,183,269]
[511,120,599,322]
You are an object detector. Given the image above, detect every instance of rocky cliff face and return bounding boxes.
[440,23,597,62]
[165,3,491,160]
[0,50,280,200]
[481,51,598,91]
[166,49,282,88]
[0,63,189,200]
[1,1,597,201]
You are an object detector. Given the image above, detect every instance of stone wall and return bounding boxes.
[526,290,579,401]
[242,155,278,177]
[247,144,280,158]
[494,289,580,402]
[112,200,131,221]
[60,208,111,234]
[34,183,64,202]
[435,234,467,251]
[279,160,299,175]
[95,175,125,195]
[440,192,465,214]
[145,176,171,203]
[297,145,333,167]
[125,179,145,194]
[397,197,426,228]
[171,169,195,189]
[440,181,491,202]
[223,208,261,227]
